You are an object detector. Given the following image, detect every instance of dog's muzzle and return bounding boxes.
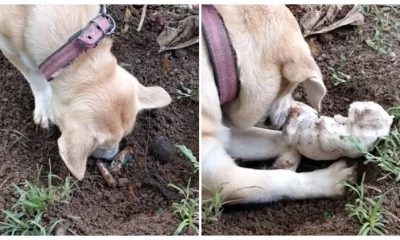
[91,144,119,160]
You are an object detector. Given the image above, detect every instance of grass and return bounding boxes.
[328,67,352,86]
[201,184,225,224]
[346,106,400,182]
[0,129,33,148]
[362,5,392,55]
[176,144,198,172]
[0,163,77,235]
[176,82,192,99]
[169,179,199,235]
[169,144,199,235]
[344,173,399,235]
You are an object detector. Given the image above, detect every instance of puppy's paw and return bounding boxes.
[271,158,299,171]
[319,161,356,196]
[272,149,301,171]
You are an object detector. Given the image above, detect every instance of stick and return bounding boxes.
[137,5,147,32]
[96,161,117,188]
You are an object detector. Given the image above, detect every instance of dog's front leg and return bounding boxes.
[0,35,54,128]
[228,127,301,170]
[202,134,355,204]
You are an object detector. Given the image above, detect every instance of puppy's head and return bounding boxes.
[348,101,393,131]
[57,65,171,180]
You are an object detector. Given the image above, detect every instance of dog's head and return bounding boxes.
[55,45,171,180]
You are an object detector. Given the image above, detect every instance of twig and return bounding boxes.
[67,228,79,236]
[0,177,10,189]
[137,5,147,32]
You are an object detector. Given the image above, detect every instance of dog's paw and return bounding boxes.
[318,161,356,196]
[33,104,54,129]
[33,89,54,129]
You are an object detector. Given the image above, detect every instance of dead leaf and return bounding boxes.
[121,6,132,34]
[123,6,132,22]
[308,37,321,57]
[157,15,199,53]
[160,53,173,73]
[121,24,129,34]
[301,5,364,37]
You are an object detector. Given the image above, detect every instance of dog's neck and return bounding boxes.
[50,39,117,89]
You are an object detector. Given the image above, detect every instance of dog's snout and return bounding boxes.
[91,144,119,159]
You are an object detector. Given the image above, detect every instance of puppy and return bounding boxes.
[201,5,355,203]
[283,101,393,160]
[0,5,171,180]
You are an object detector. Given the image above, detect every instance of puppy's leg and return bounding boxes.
[0,35,53,128]
[202,134,355,204]
[272,148,301,171]
[228,127,301,170]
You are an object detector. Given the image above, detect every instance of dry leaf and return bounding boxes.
[157,15,199,52]
[123,6,132,22]
[308,37,321,57]
[301,5,364,37]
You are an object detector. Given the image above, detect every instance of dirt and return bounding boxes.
[203,5,400,235]
[0,5,198,235]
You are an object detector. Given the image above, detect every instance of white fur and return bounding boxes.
[283,101,393,160]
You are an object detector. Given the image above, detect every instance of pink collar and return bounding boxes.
[39,11,116,81]
[202,5,239,105]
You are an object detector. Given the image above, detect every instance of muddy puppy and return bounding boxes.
[283,101,393,160]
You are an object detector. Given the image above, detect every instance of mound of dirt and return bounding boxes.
[0,5,198,235]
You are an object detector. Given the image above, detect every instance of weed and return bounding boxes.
[176,144,198,172]
[176,82,192,99]
[169,178,199,235]
[0,164,77,235]
[0,129,33,148]
[328,67,352,86]
[364,130,400,182]
[346,114,400,182]
[202,184,225,224]
[388,106,400,122]
[344,173,399,235]
[366,9,391,54]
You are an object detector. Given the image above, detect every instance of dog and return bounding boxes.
[0,5,171,180]
[283,101,393,161]
[201,5,355,203]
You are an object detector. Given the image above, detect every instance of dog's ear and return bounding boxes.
[137,85,172,110]
[282,61,326,111]
[58,126,96,180]
[303,76,326,111]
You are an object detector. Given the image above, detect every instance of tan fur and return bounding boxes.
[0,5,171,180]
[201,5,354,203]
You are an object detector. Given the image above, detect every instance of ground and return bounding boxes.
[203,5,400,235]
[0,5,198,235]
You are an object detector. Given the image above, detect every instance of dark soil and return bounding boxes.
[203,5,400,235]
[0,5,198,235]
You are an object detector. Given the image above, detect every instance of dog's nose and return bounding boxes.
[91,144,119,160]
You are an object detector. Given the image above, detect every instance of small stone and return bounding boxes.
[55,227,67,236]
[117,178,130,187]
[149,136,174,164]
[135,59,142,64]
[389,52,396,58]
[175,49,188,58]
